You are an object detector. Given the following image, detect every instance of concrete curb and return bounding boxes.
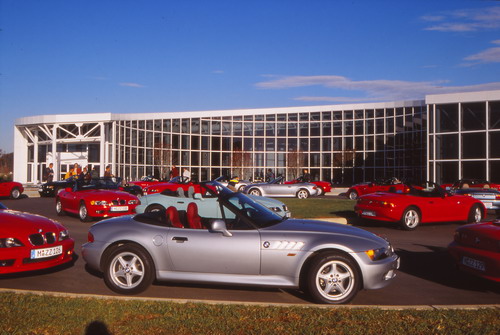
[1,288,498,310]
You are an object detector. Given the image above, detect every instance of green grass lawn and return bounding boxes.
[1,292,498,334]
[278,197,356,219]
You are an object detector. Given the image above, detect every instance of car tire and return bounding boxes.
[305,252,361,304]
[296,189,310,199]
[467,204,483,223]
[237,185,246,192]
[145,204,166,213]
[347,190,358,200]
[399,206,420,230]
[248,188,262,196]
[103,244,155,295]
[79,202,93,222]
[56,198,66,216]
[10,187,21,200]
[318,187,325,196]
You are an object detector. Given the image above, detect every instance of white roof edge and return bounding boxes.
[15,100,426,125]
[426,90,500,104]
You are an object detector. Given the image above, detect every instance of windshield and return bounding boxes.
[76,177,123,190]
[205,181,285,228]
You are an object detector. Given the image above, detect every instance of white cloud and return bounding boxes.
[255,75,500,103]
[422,6,500,32]
[463,40,500,65]
[119,82,145,88]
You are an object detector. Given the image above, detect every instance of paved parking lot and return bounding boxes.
[1,195,499,306]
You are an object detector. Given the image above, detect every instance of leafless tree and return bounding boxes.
[153,143,172,180]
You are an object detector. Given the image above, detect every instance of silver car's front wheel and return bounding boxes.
[306,253,360,304]
[296,189,309,199]
[249,188,262,196]
[103,244,155,295]
[10,188,21,199]
[467,204,483,223]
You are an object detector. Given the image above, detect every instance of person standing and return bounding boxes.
[266,168,275,182]
[104,165,114,179]
[44,163,54,182]
[182,167,191,182]
[169,165,179,179]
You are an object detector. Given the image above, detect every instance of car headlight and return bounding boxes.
[128,200,139,205]
[365,246,393,261]
[0,238,24,248]
[90,200,108,206]
[59,230,70,241]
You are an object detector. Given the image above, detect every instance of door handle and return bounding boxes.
[172,236,188,242]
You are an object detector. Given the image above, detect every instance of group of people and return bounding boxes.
[168,165,191,181]
[43,163,113,183]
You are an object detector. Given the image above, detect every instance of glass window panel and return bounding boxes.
[435,134,458,159]
[322,122,331,136]
[462,161,486,180]
[299,113,309,121]
[322,111,332,120]
[222,122,231,135]
[489,101,500,129]
[344,121,353,135]
[288,138,297,151]
[244,115,253,121]
[333,111,342,120]
[181,119,190,133]
[322,138,331,151]
[345,137,353,150]
[288,113,298,121]
[310,122,320,136]
[233,122,242,136]
[386,118,394,133]
[300,123,309,136]
[211,121,221,135]
[172,119,180,133]
[266,123,275,136]
[462,102,486,131]
[277,123,287,136]
[375,119,384,134]
[435,104,459,132]
[355,121,363,135]
[300,138,308,151]
[375,109,384,118]
[201,120,210,134]
[365,136,374,151]
[244,138,253,151]
[222,137,231,151]
[211,152,220,166]
[201,136,209,150]
[310,138,320,151]
[277,138,286,151]
[211,137,220,150]
[489,161,500,182]
[255,123,264,136]
[255,138,264,151]
[244,122,253,136]
[365,120,374,134]
[288,123,297,136]
[333,137,342,151]
[490,132,500,158]
[266,114,275,121]
[355,136,363,150]
[462,132,486,159]
[277,114,286,121]
[266,138,275,151]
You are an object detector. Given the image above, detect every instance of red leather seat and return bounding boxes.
[166,206,183,228]
[187,202,202,229]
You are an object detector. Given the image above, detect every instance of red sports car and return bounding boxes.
[143,176,202,195]
[56,178,140,222]
[0,202,74,274]
[285,177,332,195]
[0,179,24,199]
[354,182,486,230]
[448,220,500,282]
[346,177,405,200]
[441,179,500,192]
[128,175,164,192]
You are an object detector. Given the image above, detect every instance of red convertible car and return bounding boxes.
[448,220,500,282]
[285,177,332,195]
[346,177,405,200]
[56,178,140,222]
[354,182,485,230]
[143,176,202,195]
[128,175,164,192]
[0,179,24,199]
[0,202,74,274]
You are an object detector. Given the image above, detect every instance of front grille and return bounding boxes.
[28,232,57,246]
[112,199,126,205]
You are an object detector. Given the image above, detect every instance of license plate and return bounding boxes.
[110,206,128,212]
[483,202,492,208]
[362,210,376,217]
[462,256,485,272]
[286,212,291,218]
[31,245,63,259]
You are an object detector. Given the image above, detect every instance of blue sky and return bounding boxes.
[1,0,500,152]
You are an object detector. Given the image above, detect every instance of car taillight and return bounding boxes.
[87,232,94,243]
[496,194,500,200]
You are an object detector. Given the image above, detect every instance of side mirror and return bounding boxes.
[209,219,232,237]
[65,187,72,192]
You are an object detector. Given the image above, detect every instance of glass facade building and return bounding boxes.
[13,90,500,185]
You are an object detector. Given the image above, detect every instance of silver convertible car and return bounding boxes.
[82,181,399,304]
[242,176,320,199]
[135,184,291,218]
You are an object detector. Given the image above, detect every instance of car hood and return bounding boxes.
[267,218,383,241]
[0,210,63,234]
[79,189,136,198]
